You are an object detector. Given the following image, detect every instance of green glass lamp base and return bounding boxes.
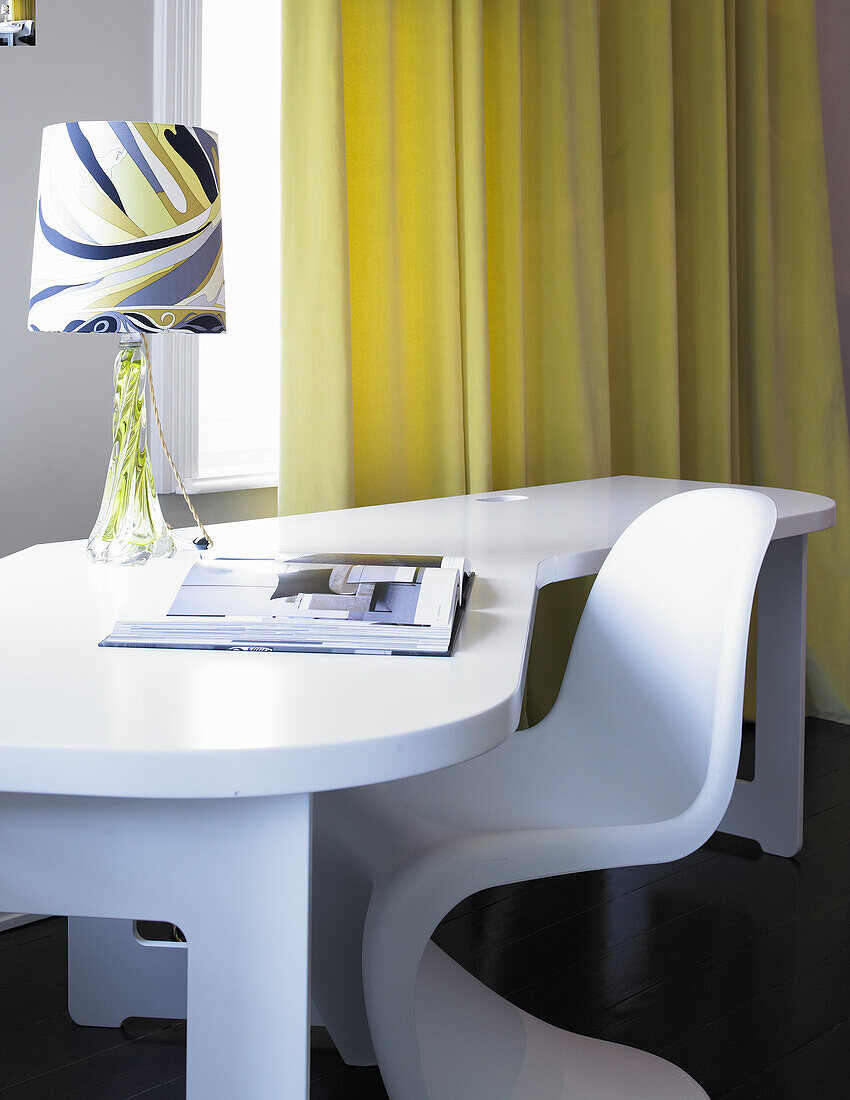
[87,334,175,566]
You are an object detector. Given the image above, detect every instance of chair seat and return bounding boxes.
[367,708,701,835]
[315,697,704,901]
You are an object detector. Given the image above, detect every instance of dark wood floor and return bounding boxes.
[1,717,848,1098]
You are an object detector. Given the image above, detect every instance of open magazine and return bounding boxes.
[100,554,474,657]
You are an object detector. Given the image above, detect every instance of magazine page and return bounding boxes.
[167,557,464,628]
[101,553,474,657]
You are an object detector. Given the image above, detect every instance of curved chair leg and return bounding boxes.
[414,943,709,1100]
[362,893,435,1100]
[363,900,709,1100]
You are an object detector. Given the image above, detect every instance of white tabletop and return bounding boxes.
[0,476,834,800]
[0,19,32,36]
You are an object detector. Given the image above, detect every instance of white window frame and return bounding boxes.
[149,0,278,494]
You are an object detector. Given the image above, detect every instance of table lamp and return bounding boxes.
[28,121,225,565]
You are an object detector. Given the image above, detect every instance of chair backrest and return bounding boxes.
[557,488,776,830]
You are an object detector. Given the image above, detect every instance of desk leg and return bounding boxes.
[0,792,312,1100]
[181,794,312,1100]
[719,534,807,857]
[68,917,188,1025]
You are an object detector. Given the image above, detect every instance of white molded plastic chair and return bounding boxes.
[310,488,778,1100]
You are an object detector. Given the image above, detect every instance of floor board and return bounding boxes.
[1,718,848,1098]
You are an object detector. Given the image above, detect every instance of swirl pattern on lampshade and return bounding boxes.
[28,122,226,334]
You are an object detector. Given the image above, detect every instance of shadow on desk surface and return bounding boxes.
[1,717,848,1100]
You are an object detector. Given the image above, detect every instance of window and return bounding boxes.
[151,0,280,493]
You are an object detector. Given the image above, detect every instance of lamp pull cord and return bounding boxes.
[141,332,214,551]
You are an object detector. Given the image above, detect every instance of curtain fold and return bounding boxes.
[600,1,681,478]
[733,0,850,720]
[520,1,611,485]
[342,0,468,507]
[280,0,850,722]
[281,0,354,515]
[671,1,734,483]
[453,0,492,491]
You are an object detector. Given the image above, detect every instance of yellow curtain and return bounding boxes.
[9,2,35,20]
[281,0,850,723]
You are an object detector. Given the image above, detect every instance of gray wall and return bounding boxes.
[816,0,850,431]
[0,0,154,558]
[161,486,278,534]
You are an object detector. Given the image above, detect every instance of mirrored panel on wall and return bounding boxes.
[0,1,36,46]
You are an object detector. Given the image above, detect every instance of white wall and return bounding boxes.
[0,0,154,558]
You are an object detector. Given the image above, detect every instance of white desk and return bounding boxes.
[0,477,834,1098]
[0,19,33,44]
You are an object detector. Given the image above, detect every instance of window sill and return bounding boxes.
[181,473,279,494]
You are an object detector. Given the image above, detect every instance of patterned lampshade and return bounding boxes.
[28,122,225,335]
